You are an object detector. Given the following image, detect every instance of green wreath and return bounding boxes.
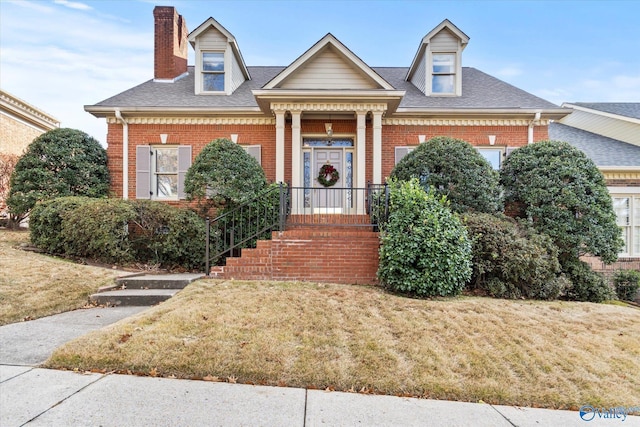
[317,163,340,187]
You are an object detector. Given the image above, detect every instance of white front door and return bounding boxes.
[314,149,343,211]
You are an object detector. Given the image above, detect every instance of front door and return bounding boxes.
[314,149,343,212]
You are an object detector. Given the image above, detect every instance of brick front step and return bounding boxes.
[214,226,380,285]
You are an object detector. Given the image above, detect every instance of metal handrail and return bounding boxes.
[204,182,388,274]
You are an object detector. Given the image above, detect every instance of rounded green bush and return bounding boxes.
[390,136,502,213]
[500,140,622,266]
[29,196,94,254]
[463,212,566,300]
[613,270,640,301]
[7,128,109,219]
[378,179,472,297]
[184,138,267,216]
[563,259,614,303]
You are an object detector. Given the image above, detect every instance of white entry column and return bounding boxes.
[291,111,302,187]
[356,111,367,214]
[275,110,285,183]
[372,111,383,185]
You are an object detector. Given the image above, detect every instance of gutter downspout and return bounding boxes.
[528,111,541,144]
[114,109,128,199]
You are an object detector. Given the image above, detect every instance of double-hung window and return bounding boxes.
[612,195,640,257]
[136,145,191,200]
[431,53,455,94]
[202,52,225,92]
[476,148,503,170]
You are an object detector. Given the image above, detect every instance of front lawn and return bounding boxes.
[0,230,124,325]
[46,279,640,410]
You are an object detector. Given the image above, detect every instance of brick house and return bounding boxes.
[86,6,580,282]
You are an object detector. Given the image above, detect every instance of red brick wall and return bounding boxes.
[153,6,188,80]
[106,121,546,201]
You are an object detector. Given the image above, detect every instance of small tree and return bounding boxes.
[0,153,20,226]
[390,136,502,213]
[184,138,267,216]
[7,128,109,222]
[378,179,472,297]
[500,140,623,267]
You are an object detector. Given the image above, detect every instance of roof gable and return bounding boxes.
[263,33,394,90]
[407,19,469,82]
[188,17,250,81]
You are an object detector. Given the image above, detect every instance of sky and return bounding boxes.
[1,0,639,145]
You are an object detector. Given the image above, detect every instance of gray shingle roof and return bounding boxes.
[549,122,640,167]
[571,103,640,120]
[91,66,559,110]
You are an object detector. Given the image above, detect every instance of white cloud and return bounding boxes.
[495,66,523,78]
[53,0,93,11]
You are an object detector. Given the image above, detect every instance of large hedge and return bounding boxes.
[184,138,267,216]
[390,136,502,213]
[7,128,109,219]
[378,179,472,297]
[29,198,205,270]
[500,140,622,266]
[463,213,567,300]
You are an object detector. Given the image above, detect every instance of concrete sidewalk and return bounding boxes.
[1,307,638,426]
[2,367,639,427]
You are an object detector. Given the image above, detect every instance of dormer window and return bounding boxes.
[202,52,225,92]
[431,53,455,94]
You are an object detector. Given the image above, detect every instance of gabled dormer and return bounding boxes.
[188,17,250,95]
[406,19,469,97]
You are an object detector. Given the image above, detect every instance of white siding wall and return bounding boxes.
[280,46,378,89]
[430,29,458,51]
[410,52,427,95]
[559,110,640,146]
[198,28,227,50]
[231,52,245,92]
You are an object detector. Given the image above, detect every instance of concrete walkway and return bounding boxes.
[1,307,638,426]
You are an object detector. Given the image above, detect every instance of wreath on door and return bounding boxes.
[317,163,340,187]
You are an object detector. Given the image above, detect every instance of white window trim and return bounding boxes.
[241,144,262,165]
[476,147,504,170]
[394,146,416,165]
[151,145,180,201]
[195,46,230,95]
[611,193,640,258]
[427,51,462,96]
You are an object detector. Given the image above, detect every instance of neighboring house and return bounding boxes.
[0,89,59,217]
[85,6,576,282]
[550,103,640,272]
[0,89,59,156]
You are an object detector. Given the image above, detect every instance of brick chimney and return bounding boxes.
[153,6,188,80]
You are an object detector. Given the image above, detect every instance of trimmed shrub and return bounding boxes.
[390,136,502,213]
[613,270,640,301]
[29,197,206,270]
[62,199,137,263]
[7,128,109,220]
[500,141,623,266]
[184,138,267,216]
[563,260,615,303]
[463,213,566,300]
[29,196,94,254]
[378,179,472,297]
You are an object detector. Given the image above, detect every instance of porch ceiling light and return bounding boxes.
[325,123,333,139]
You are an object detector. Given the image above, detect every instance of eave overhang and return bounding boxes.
[391,107,571,121]
[252,89,406,114]
[84,105,265,119]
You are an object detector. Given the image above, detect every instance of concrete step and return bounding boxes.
[90,289,180,306]
[115,273,204,289]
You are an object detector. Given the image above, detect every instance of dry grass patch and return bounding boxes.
[46,280,640,410]
[0,230,123,325]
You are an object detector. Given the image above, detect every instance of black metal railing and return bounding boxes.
[205,182,389,273]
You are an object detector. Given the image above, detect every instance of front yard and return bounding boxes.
[0,230,123,325]
[45,279,640,411]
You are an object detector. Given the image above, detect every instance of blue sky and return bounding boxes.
[1,0,639,145]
